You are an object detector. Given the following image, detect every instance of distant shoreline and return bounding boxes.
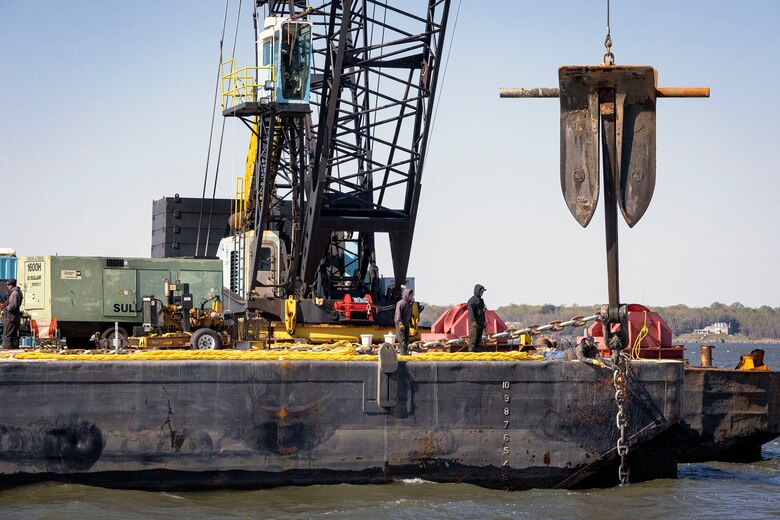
[674,337,780,345]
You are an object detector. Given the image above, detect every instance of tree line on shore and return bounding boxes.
[419,301,780,339]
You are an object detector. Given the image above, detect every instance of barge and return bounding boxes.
[0,352,682,490]
[680,367,780,462]
[1,0,754,494]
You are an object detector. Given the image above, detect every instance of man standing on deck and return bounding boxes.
[467,284,487,352]
[394,288,414,355]
[1,279,22,349]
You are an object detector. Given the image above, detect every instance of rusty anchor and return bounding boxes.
[500,66,708,350]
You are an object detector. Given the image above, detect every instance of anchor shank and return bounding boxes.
[599,88,621,333]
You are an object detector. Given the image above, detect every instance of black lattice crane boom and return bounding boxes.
[221,0,451,328]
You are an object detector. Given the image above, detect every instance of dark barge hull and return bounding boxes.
[0,358,683,490]
[679,368,780,462]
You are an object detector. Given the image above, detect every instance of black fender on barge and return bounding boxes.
[0,358,683,490]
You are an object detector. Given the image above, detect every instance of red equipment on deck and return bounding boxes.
[332,294,377,321]
[586,303,684,359]
[421,303,508,343]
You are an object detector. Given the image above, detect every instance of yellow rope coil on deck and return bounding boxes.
[11,345,544,362]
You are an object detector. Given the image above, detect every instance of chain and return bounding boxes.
[420,314,602,348]
[602,0,615,65]
[613,350,629,485]
[492,313,602,340]
[419,314,602,350]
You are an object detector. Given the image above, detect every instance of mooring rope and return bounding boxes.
[11,346,543,362]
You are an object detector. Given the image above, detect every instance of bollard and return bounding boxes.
[114,322,120,350]
[700,345,713,367]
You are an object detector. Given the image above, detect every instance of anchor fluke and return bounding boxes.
[500,73,709,228]
[558,65,657,228]
[558,67,601,227]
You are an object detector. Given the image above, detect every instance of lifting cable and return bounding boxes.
[426,0,462,156]
[602,0,614,65]
[198,0,244,257]
[196,0,231,257]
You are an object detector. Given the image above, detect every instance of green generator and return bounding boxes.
[18,255,222,343]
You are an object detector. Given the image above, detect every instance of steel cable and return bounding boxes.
[427,0,461,156]
[203,0,244,257]
[195,0,231,257]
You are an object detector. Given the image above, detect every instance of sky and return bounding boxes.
[1,1,778,309]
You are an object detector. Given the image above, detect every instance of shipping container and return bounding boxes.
[1,252,19,337]
[0,253,18,312]
[18,255,222,342]
[0,253,17,281]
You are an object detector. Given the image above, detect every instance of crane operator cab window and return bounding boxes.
[262,40,272,67]
[278,22,311,103]
[258,17,312,107]
[257,246,272,272]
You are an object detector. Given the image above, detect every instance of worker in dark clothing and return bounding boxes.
[1,279,23,349]
[560,336,617,369]
[467,284,486,352]
[394,288,414,355]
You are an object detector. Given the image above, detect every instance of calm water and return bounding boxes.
[1,343,778,520]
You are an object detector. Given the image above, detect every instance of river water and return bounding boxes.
[1,343,777,520]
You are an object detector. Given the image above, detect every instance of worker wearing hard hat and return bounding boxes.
[467,284,487,352]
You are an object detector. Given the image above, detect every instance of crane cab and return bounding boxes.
[217,230,283,301]
[257,17,312,108]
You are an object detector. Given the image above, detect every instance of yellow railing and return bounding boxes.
[221,59,274,111]
[234,177,246,229]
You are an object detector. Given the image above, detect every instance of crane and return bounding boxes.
[218,0,452,338]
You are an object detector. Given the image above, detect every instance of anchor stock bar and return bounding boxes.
[499,87,710,98]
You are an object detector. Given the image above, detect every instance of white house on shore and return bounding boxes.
[693,322,730,335]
